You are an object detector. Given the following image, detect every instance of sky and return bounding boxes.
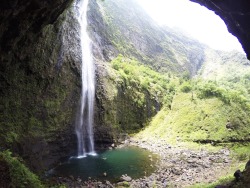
[136,0,244,53]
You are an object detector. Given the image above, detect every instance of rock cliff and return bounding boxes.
[0,0,80,171]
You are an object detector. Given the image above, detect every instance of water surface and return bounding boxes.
[50,146,158,182]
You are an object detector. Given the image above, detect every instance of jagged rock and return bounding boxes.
[226,122,233,129]
[120,174,132,182]
[234,169,242,181]
[245,160,250,170]
[105,181,115,188]
[171,167,183,175]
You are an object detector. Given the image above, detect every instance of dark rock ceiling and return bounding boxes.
[0,0,73,54]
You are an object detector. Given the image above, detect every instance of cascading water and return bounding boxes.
[75,0,96,157]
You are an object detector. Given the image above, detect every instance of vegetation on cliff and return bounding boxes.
[95,54,178,138]
[111,54,177,107]
[97,0,205,76]
[0,151,43,188]
[0,5,81,172]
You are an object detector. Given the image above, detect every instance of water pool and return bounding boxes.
[49,146,158,182]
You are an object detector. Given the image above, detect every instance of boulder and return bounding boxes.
[120,174,132,182]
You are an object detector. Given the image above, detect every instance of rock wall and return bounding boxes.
[88,0,166,145]
[0,0,83,171]
[0,0,164,171]
[94,61,162,145]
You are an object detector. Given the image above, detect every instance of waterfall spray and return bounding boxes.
[75,0,96,158]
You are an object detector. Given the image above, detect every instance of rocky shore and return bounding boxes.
[124,138,232,187]
[49,138,237,188]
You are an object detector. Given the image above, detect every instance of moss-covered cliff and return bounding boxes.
[94,55,177,143]
[94,0,206,76]
[0,2,84,171]
[89,0,250,146]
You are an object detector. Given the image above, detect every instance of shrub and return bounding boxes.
[180,82,192,93]
[0,151,43,188]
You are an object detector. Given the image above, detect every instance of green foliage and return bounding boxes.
[230,143,250,161]
[111,54,177,106]
[181,71,191,81]
[197,82,228,101]
[99,0,205,76]
[136,91,250,144]
[105,54,179,133]
[116,181,130,187]
[180,81,192,93]
[189,175,233,188]
[49,185,67,188]
[0,150,43,188]
[196,81,250,110]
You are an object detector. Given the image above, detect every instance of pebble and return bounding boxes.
[120,174,132,182]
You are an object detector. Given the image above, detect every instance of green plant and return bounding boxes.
[180,81,192,93]
[0,150,43,188]
[110,54,177,106]
[230,144,250,161]
[188,175,233,188]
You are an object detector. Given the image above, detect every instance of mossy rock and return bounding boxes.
[0,151,43,188]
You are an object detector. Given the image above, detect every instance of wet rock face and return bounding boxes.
[0,0,73,53]
[190,0,250,59]
[0,0,80,172]
[88,0,118,61]
[0,158,11,187]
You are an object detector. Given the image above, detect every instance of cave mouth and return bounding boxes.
[48,146,158,182]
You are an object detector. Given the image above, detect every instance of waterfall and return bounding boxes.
[75,0,96,157]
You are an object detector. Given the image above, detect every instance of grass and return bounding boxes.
[188,175,234,188]
[189,162,246,188]
[230,143,250,161]
[134,89,250,188]
[136,90,250,145]
[136,93,224,144]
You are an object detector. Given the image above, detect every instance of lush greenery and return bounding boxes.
[0,20,78,147]
[111,54,177,106]
[97,0,250,148]
[136,89,250,144]
[189,162,247,188]
[0,150,43,188]
[134,69,250,187]
[99,54,178,133]
[107,52,250,148]
[98,0,205,75]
